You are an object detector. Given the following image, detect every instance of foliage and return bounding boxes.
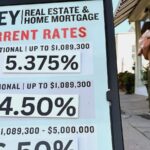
[118,71,135,94]
[141,65,149,84]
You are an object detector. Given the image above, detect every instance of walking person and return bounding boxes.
[138,23,150,110]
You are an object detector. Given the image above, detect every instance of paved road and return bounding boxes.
[120,93,150,150]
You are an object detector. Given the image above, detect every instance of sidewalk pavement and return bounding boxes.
[120,93,150,150]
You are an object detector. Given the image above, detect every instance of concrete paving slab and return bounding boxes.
[122,119,150,150]
[120,93,150,150]
[120,93,149,115]
[128,115,150,128]
[136,127,150,139]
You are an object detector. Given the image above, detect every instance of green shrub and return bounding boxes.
[118,71,135,94]
[141,66,148,84]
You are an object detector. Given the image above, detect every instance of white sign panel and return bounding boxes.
[0,1,113,150]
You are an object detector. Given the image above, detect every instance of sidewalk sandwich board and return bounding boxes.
[0,0,124,150]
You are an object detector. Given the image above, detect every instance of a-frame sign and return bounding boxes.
[0,0,124,150]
